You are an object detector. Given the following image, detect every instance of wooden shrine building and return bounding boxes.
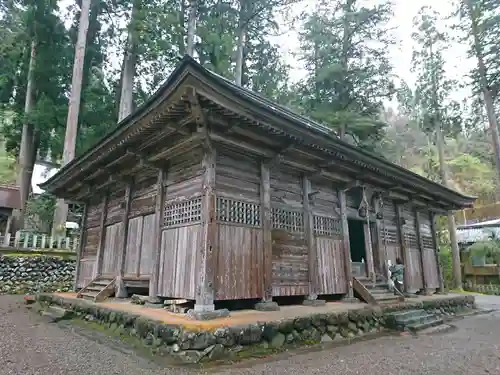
[41,56,475,315]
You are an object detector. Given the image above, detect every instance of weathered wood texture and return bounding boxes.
[216,151,260,202]
[164,150,204,204]
[76,258,95,288]
[105,190,125,226]
[101,222,123,276]
[129,176,156,218]
[419,211,440,290]
[270,166,308,296]
[310,179,346,295]
[81,226,100,258]
[85,201,104,229]
[402,205,424,292]
[124,214,155,278]
[260,161,272,301]
[158,224,202,299]
[381,198,403,264]
[215,224,263,299]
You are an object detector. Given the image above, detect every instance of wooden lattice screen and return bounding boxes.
[272,207,304,233]
[313,215,341,237]
[163,198,202,227]
[216,197,261,226]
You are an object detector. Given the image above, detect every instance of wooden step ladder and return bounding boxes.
[77,276,116,302]
[353,276,404,305]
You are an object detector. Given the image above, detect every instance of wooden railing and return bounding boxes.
[352,277,377,305]
[0,231,78,251]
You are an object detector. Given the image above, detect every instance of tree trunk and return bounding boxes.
[118,0,140,122]
[339,0,354,138]
[52,0,92,238]
[179,0,186,55]
[14,39,37,231]
[186,0,197,57]
[465,0,500,199]
[234,1,246,86]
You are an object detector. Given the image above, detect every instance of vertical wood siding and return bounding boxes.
[124,216,143,276]
[270,165,308,296]
[315,235,347,294]
[139,214,155,276]
[402,205,424,291]
[215,224,263,300]
[158,224,201,299]
[76,259,95,288]
[419,211,440,289]
[381,199,402,264]
[101,222,122,275]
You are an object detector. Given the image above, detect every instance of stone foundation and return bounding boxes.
[35,294,476,365]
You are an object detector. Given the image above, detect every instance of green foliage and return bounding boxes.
[25,193,56,233]
[297,0,395,146]
[466,232,500,264]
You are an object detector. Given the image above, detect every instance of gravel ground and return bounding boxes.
[1,294,500,375]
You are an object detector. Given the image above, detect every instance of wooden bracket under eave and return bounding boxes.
[186,86,207,126]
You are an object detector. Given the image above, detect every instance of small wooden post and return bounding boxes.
[194,146,217,312]
[303,174,318,300]
[430,212,445,293]
[338,189,354,298]
[372,195,386,277]
[14,231,21,247]
[414,208,428,293]
[5,214,13,237]
[395,203,410,293]
[117,181,133,278]
[260,161,273,301]
[149,168,165,300]
[73,202,88,291]
[94,194,108,278]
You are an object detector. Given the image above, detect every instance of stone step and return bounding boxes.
[373,294,401,301]
[406,317,444,333]
[389,309,428,324]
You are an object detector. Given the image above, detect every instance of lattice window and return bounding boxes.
[216,197,261,226]
[382,228,399,244]
[272,207,304,233]
[313,215,341,237]
[404,233,419,249]
[422,236,434,249]
[164,198,202,227]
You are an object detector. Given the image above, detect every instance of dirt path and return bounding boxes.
[1,294,500,375]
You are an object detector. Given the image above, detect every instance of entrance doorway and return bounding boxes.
[348,219,367,277]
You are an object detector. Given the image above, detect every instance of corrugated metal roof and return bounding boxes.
[0,184,21,210]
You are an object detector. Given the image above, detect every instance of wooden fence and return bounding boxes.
[0,231,78,251]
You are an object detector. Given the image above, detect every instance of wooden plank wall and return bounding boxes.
[311,178,346,295]
[402,205,424,292]
[76,201,102,287]
[270,166,308,297]
[156,150,205,299]
[381,199,402,264]
[129,172,156,218]
[101,222,122,275]
[419,211,440,290]
[214,151,263,300]
[158,224,201,299]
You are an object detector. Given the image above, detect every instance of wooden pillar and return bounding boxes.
[394,203,410,293]
[94,194,108,277]
[430,212,445,293]
[260,161,273,301]
[5,214,13,235]
[414,208,428,293]
[194,147,217,312]
[149,168,165,299]
[372,195,386,277]
[339,190,354,298]
[303,174,317,299]
[73,202,88,290]
[117,181,132,278]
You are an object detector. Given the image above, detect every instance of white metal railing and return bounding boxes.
[0,231,78,251]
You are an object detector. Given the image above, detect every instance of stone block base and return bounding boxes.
[186,308,230,321]
[302,299,326,307]
[342,296,360,303]
[254,301,280,311]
